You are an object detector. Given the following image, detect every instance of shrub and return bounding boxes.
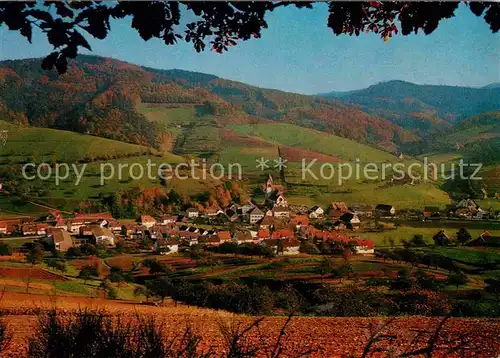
[0,243,12,256]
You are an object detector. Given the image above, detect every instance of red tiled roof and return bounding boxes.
[258,229,270,239]
[74,212,113,220]
[218,231,231,240]
[140,215,156,223]
[272,229,295,239]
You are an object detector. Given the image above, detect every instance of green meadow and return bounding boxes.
[0,120,152,164]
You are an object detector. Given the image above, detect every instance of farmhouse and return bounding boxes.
[139,215,157,228]
[272,229,295,240]
[262,238,300,255]
[49,229,74,252]
[433,230,451,246]
[258,229,271,241]
[205,207,221,217]
[154,237,179,254]
[241,202,255,215]
[466,231,500,247]
[328,209,343,221]
[273,207,290,219]
[198,235,222,246]
[186,208,200,218]
[249,207,265,224]
[159,215,177,225]
[290,215,309,229]
[331,202,349,212]
[21,223,37,236]
[275,194,288,207]
[217,231,232,244]
[106,219,123,232]
[351,204,373,218]
[233,230,254,244]
[350,214,361,229]
[308,206,324,219]
[91,227,115,246]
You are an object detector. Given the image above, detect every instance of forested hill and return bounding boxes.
[0,55,417,152]
[319,80,500,135]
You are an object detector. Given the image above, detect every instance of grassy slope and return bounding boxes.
[229,123,450,209]
[0,121,223,212]
[229,123,396,162]
[0,120,153,163]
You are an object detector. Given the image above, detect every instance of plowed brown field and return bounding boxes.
[1,292,499,357]
[0,267,66,281]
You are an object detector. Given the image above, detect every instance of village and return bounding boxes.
[1,175,499,259]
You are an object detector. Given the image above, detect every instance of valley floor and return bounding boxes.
[1,292,499,357]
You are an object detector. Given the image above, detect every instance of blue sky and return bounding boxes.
[0,3,498,94]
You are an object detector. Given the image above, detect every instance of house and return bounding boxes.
[178,231,199,246]
[22,223,37,236]
[455,198,478,211]
[273,207,290,219]
[249,207,265,224]
[154,237,179,254]
[79,225,93,236]
[70,213,114,231]
[308,206,324,219]
[350,238,374,255]
[139,215,157,228]
[0,222,7,235]
[241,202,255,215]
[331,202,349,212]
[72,237,90,247]
[272,229,295,240]
[351,205,373,218]
[433,230,451,246]
[106,219,123,232]
[205,207,221,217]
[186,208,199,218]
[466,231,500,247]
[350,214,361,229]
[375,204,396,217]
[91,227,115,246]
[233,230,254,244]
[49,229,74,252]
[290,215,309,229]
[262,238,300,255]
[67,219,85,233]
[159,215,177,225]
[217,231,232,244]
[258,229,271,241]
[198,235,222,246]
[258,216,274,230]
[275,194,288,207]
[328,209,343,221]
[73,212,113,222]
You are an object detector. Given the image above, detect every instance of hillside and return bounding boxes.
[0,56,416,153]
[0,120,156,164]
[320,80,500,135]
[145,67,418,151]
[0,56,460,212]
[407,111,500,163]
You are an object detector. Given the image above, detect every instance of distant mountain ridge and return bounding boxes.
[319,80,500,135]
